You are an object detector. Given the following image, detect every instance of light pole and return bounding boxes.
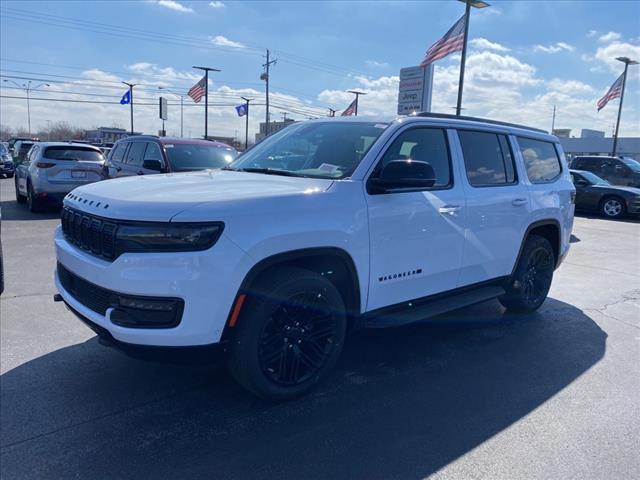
[347,90,367,115]
[262,49,277,136]
[121,81,137,135]
[158,87,185,137]
[193,66,221,139]
[3,79,49,136]
[611,56,638,156]
[240,96,253,150]
[456,0,490,116]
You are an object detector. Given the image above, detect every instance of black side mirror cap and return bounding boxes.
[143,159,163,171]
[368,160,436,194]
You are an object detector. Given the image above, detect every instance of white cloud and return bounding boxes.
[366,60,390,68]
[152,0,193,13]
[587,30,599,38]
[470,38,510,52]
[594,41,640,74]
[547,79,594,95]
[209,1,225,7]
[209,35,246,49]
[534,42,575,54]
[598,31,621,43]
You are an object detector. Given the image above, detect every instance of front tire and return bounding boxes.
[227,267,347,401]
[499,234,554,313]
[600,196,625,219]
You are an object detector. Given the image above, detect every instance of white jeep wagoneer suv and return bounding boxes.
[54,114,575,399]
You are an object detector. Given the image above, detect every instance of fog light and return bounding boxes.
[119,297,174,311]
[110,295,184,328]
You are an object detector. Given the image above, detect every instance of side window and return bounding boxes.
[376,128,451,188]
[111,143,127,163]
[125,142,147,167]
[28,146,39,163]
[517,137,562,183]
[143,142,163,162]
[458,130,517,187]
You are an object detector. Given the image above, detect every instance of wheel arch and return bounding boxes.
[511,219,561,275]
[223,247,362,337]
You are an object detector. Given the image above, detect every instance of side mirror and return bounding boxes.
[143,159,163,171]
[575,180,588,187]
[368,160,436,194]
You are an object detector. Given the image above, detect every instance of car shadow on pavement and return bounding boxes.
[0,199,60,221]
[0,297,606,479]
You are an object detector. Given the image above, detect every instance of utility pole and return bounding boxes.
[347,90,367,115]
[122,81,137,135]
[328,108,337,117]
[3,80,49,136]
[281,112,288,122]
[551,105,556,133]
[241,96,253,150]
[261,49,277,136]
[456,0,490,116]
[193,66,221,139]
[611,56,638,156]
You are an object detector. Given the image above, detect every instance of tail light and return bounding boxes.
[570,191,576,204]
[36,162,55,168]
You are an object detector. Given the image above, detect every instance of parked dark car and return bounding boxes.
[570,155,640,188]
[7,137,38,154]
[103,136,238,178]
[12,140,37,164]
[0,143,14,178]
[570,169,640,219]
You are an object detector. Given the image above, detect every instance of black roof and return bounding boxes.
[414,112,547,134]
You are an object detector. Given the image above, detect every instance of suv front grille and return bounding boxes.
[57,263,118,315]
[61,207,117,260]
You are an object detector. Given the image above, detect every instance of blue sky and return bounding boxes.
[1,0,639,140]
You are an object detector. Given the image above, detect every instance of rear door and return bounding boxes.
[106,142,129,178]
[454,129,530,286]
[121,141,147,176]
[365,126,467,310]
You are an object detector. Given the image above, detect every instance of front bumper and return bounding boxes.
[54,225,253,347]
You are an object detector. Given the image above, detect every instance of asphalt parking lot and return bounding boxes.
[1,176,639,480]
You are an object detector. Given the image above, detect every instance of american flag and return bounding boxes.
[341,99,357,116]
[597,73,624,111]
[188,76,207,103]
[420,14,466,67]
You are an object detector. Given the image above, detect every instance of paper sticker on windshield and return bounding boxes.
[318,163,341,173]
[374,123,388,129]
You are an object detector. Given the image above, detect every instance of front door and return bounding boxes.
[365,127,466,311]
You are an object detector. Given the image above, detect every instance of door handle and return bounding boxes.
[512,198,528,206]
[438,205,461,215]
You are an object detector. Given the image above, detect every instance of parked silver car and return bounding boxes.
[14,142,105,212]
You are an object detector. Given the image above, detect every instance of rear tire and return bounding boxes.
[27,182,43,213]
[6,173,14,179]
[599,196,625,219]
[15,178,26,204]
[227,267,347,401]
[499,234,554,313]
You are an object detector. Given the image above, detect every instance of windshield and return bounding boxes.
[620,157,640,172]
[228,121,387,179]
[576,170,609,185]
[164,144,237,171]
[44,146,104,162]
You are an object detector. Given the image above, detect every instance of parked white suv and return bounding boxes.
[54,114,575,399]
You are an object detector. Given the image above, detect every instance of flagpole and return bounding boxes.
[611,57,637,156]
[347,90,366,116]
[193,66,221,139]
[241,97,252,150]
[455,0,490,116]
[122,81,137,135]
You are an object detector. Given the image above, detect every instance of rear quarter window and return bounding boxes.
[517,137,562,183]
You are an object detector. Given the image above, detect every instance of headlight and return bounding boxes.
[114,222,224,256]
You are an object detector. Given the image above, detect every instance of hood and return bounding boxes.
[64,169,334,222]
[592,184,640,196]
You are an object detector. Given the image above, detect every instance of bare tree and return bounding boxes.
[0,124,14,141]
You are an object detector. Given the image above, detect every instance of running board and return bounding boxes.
[364,285,506,328]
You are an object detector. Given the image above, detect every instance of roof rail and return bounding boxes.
[413,112,547,134]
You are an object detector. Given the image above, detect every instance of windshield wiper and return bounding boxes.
[223,167,307,177]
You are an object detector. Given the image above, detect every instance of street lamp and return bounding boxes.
[455,0,490,116]
[3,79,50,136]
[347,90,367,116]
[158,87,185,137]
[611,56,638,156]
